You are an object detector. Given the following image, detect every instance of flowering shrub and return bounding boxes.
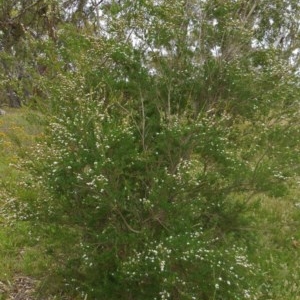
[21,27,299,299]
[25,92,270,299]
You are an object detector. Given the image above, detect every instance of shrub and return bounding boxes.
[24,94,269,299]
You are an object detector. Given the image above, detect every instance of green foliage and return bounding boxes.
[1,0,300,299]
[119,233,258,300]
[26,89,298,298]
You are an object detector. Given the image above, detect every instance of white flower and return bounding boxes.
[160,260,165,272]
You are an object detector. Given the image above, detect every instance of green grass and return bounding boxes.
[0,108,50,298]
[0,108,300,299]
[0,108,75,299]
[248,188,300,299]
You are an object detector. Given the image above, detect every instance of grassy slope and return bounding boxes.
[0,108,300,299]
[0,108,48,299]
[253,190,300,299]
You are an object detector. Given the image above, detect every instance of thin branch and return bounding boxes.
[115,207,141,234]
[140,89,146,151]
[244,1,258,24]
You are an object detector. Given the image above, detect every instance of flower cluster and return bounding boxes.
[121,231,259,300]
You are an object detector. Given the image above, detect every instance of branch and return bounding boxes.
[244,1,258,24]
[115,207,141,234]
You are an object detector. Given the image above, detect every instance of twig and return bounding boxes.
[115,207,141,234]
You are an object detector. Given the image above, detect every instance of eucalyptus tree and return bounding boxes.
[0,0,103,107]
[0,0,58,106]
